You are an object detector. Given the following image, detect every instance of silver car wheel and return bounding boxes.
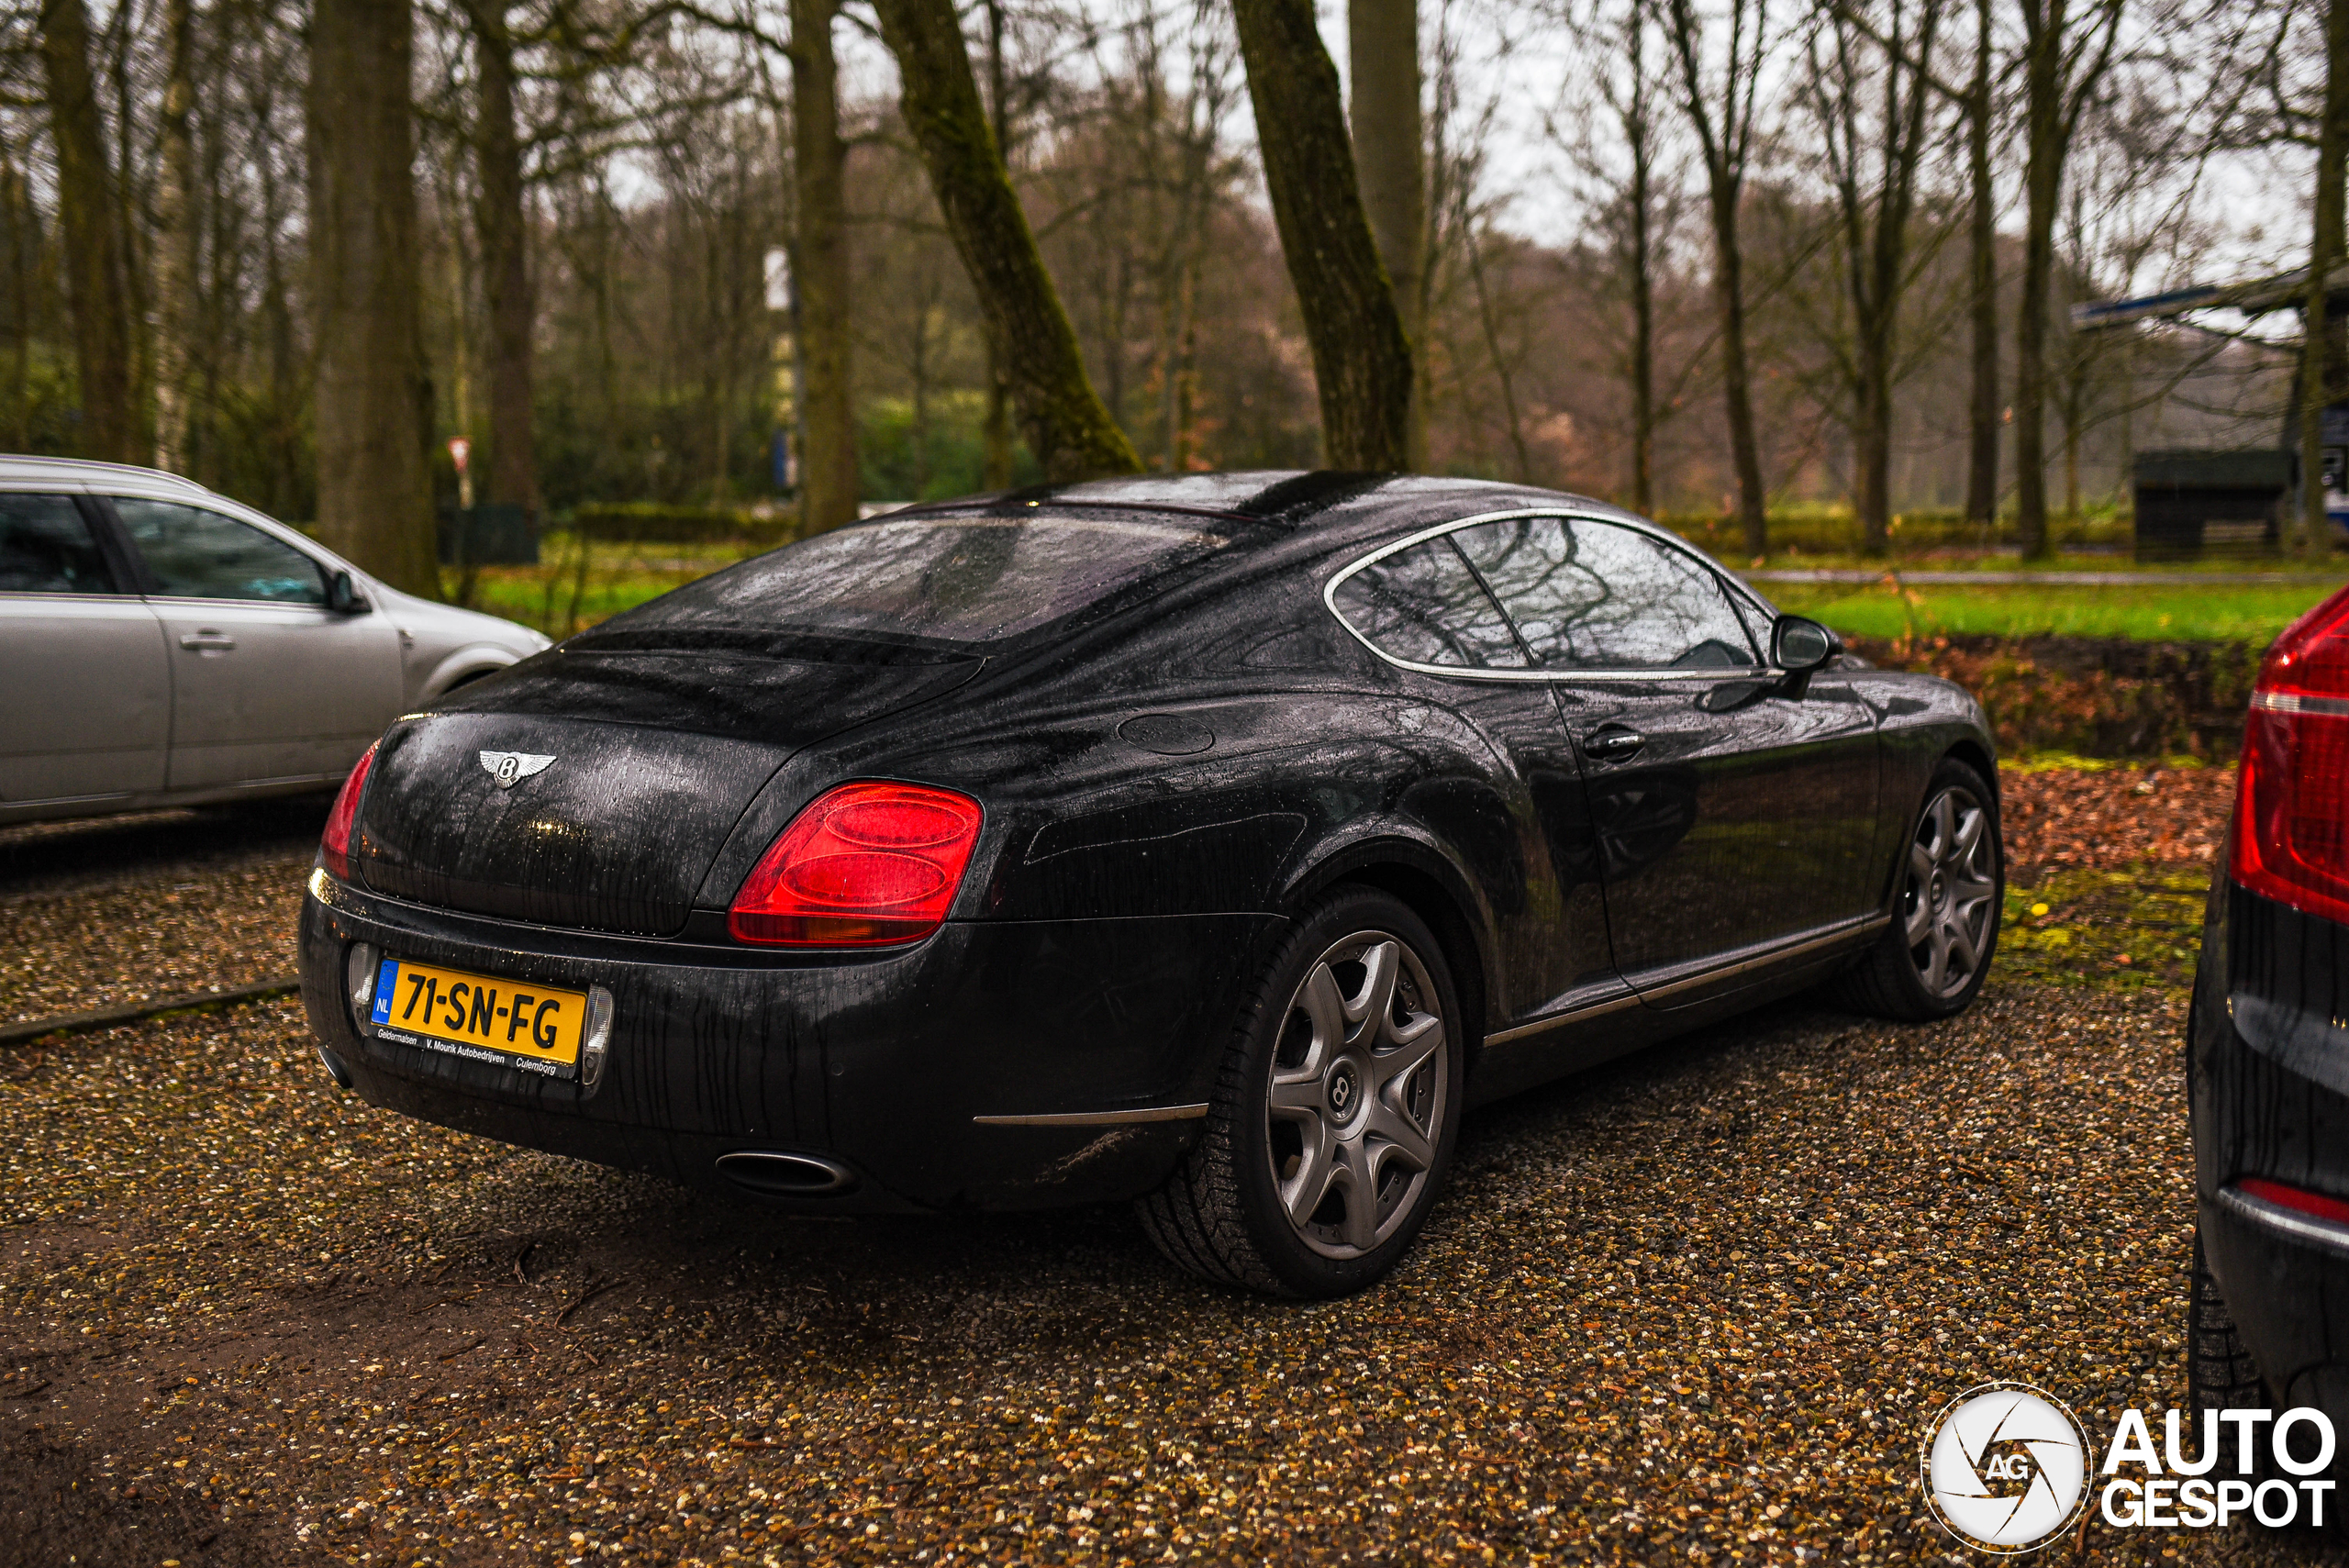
[1903,784,1998,999]
[1264,930,1448,1260]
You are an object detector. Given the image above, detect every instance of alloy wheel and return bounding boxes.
[1264,930,1448,1259]
[1903,785,1998,999]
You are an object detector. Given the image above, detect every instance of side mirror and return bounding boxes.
[328,569,371,615]
[1771,615,1837,673]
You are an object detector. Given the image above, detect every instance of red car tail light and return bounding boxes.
[320,741,379,883]
[2236,1175,2349,1229]
[728,782,984,947]
[2234,584,2349,925]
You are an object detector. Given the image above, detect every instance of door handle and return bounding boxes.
[1583,727,1647,761]
[179,631,237,651]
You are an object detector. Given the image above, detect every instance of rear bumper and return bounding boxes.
[2191,873,2349,1419]
[297,868,1279,1213]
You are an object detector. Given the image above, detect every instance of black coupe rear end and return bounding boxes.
[299,473,1999,1296]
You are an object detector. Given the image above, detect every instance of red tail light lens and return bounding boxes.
[2233,584,2349,924]
[320,741,378,882]
[728,782,984,947]
[2237,1175,2349,1228]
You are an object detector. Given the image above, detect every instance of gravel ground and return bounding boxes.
[1,978,2330,1567]
[2,776,2329,1567]
[0,798,323,1026]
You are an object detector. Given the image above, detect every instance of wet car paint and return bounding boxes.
[2191,856,2349,1420]
[298,472,1997,1213]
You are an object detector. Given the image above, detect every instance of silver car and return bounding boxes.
[0,457,550,824]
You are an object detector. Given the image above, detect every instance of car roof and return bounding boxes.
[0,454,218,499]
[896,471,1614,530]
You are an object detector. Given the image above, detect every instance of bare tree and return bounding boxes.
[1804,0,1945,553]
[872,0,1138,481]
[1664,0,1774,553]
[1961,0,1999,526]
[151,0,196,473]
[791,0,858,530]
[1352,0,1426,465]
[39,0,134,462]
[310,0,438,595]
[1231,0,1413,468]
[1558,0,1695,513]
[2010,0,2126,558]
[2305,0,2349,554]
[464,0,539,522]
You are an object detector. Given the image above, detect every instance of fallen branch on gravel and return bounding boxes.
[556,1277,621,1326]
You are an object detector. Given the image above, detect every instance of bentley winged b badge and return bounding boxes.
[479,751,556,789]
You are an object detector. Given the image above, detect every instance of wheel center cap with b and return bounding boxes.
[1325,1059,1362,1119]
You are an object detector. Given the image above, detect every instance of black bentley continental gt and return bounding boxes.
[297,473,2001,1297]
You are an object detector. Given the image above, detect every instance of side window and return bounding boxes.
[114,499,327,605]
[1453,516,1757,670]
[0,494,117,595]
[1725,585,1776,658]
[1330,537,1528,670]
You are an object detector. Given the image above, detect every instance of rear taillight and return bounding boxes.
[320,742,378,882]
[728,781,983,947]
[2237,1175,2349,1228]
[2233,584,2349,924]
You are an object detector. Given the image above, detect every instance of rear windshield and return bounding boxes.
[611,512,1230,646]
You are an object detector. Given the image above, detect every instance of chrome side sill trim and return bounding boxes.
[2217,1184,2349,1259]
[1483,916,1888,1047]
[1485,989,1642,1045]
[1635,916,1889,1005]
[974,1103,1210,1128]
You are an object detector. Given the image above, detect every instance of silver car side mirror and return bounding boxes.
[328,568,372,616]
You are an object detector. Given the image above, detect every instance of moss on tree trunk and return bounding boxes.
[872,0,1138,484]
[792,0,862,532]
[1232,0,1412,472]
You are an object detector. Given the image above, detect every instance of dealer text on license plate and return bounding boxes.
[368,958,586,1077]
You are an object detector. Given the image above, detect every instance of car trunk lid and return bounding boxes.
[353,637,981,935]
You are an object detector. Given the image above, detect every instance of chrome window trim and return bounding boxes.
[1321,506,1778,684]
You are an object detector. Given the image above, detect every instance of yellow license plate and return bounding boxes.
[367,957,586,1078]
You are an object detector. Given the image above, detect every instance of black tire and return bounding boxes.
[1137,887,1465,1298]
[2188,1231,2277,1477]
[1832,756,2002,1021]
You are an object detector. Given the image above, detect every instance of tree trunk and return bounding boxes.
[2302,0,2349,556]
[2010,0,2123,561]
[873,0,1137,482]
[152,0,197,473]
[1708,183,1768,555]
[1630,115,1655,515]
[980,0,1013,488]
[1964,0,2000,528]
[2013,39,2060,561]
[2,153,31,450]
[791,0,859,531]
[1350,0,1424,468]
[1665,0,1768,555]
[470,3,538,522]
[1232,0,1412,470]
[39,0,133,463]
[308,0,438,596]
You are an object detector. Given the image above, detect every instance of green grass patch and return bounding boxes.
[1997,861,2211,992]
[1768,579,2338,643]
[443,533,766,639]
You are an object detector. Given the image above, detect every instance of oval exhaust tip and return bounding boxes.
[716,1150,859,1198]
